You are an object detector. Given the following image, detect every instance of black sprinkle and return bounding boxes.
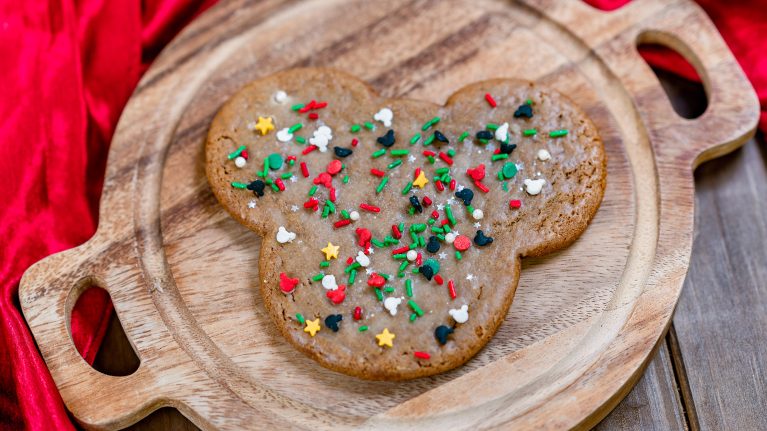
[324,314,343,332]
[377,129,395,147]
[514,104,533,118]
[334,146,353,158]
[435,325,454,345]
[500,143,517,154]
[419,264,434,281]
[476,130,493,140]
[409,195,423,213]
[434,130,449,144]
[426,236,441,253]
[246,180,265,197]
[455,188,474,206]
[474,230,494,247]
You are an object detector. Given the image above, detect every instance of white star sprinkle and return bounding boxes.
[466,274,474,281]
[247,200,256,209]
[290,205,299,212]
[290,175,298,183]
[474,222,481,229]
[408,154,417,163]
[456,184,465,192]
[367,247,375,255]
[446,197,456,205]
[438,252,447,260]
[436,204,445,211]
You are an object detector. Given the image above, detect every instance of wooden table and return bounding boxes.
[86,71,766,431]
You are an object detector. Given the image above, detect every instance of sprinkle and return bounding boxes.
[319,261,330,268]
[301,144,317,155]
[409,313,417,322]
[296,136,307,144]
[290,103,304,111]
[412,171,429,188]
[308,112,319,120]
[350,124,361,133]
[485,92,497,108]
[448,279,457,299]
[474,180,490,193]
[376,177,389,193]
[295,313,305,325]
[406,279,413,297]
[422,116,441,131]
[414,351,431,359]
[401,181,413,195]
[423,134,435,146]
[445,205,456,225]
[304,319,321,337]
[227,145,246,160]
[334,147,353,157]
[523,129,537,136]
[391,149,409,156]
[370,168,386,177]
[289,123,303,134]
[502,162,518,179]
[359,203,381,213]
[549,129,568,138]
[308,185,318,196]
[334,219,352,229]
[410,134,422,145]
[231,181,248,189]
[321,242,340,260]
[458,131,470,142]
[509,199,522,209]
[374,288,384,301]
[312,273,325,282]
[343,175,350,184]
[514,104,533,118]
[408,300,424,316]
[455,251,462,260]
[359,326,369,332]
[351,138,359,147]
[438,152,453,165]
[387,160,402,169]
[491,153,509,161]
[372,149,387,158]
[254,117,275,135]
[300,162,309,178]
[364,121,376,130]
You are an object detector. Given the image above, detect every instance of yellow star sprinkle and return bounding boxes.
[412,171,429,188]
[375,328,395,348]
[321,242,340,260]
[254,116,275,135]
[304,318,321,337]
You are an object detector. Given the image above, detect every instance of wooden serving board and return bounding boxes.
[19,0,759,429]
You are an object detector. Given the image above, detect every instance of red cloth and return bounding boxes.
[586,0,767,131]
[0,0,215,429]
[0,0,764,429]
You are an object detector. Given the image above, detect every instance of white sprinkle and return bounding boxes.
[473,222,481,229]
[322,274,337,290]
[373,107,393,127]
[537,149,551,161]
[524,178,546,195]
[273,90,287,103]
[384,297,402,316]
[445,233,456,244]
[438,252,447,260]
[449,305,469,323]
[472,208,483,220]
[495,122,509,142]
[349,211,360,221]
[276,128,293,142]
[466,274,474,281]
[290,205,299,212]
[276,226,296,244]
[234,156,247,168]
[406,250,417,261]
[356,251,370,267]
[408,154,417,163]
[247,200,256,209]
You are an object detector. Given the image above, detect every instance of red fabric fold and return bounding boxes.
[0,0,764,429]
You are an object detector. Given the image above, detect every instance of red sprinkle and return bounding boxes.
[435,180,445,192]
[359,203,380,213]
[431,210,440,219]
[326,285,346,304]
[327,159,343,175]
[334,219,352,229]
[314,101,328,110]
[298,100,316,113]
[434,274,444,285]
[509,199,522,209]
[441,219,449,226]
[303,198,319,209]
[438,152,453,166]
[346,257,354,265]
[467,164,486,181]
[414,167,421,180]
[302,145,318,155]
[453,235,471,251]
[493,148,501,155]
[241,150,249,160]
[416,252,423,266]
[414,351,431,360]
[353,306,362,321]
[485,92,497,108]
[356,228,372,250]
[392,224,402,239]
[367,273,385,288]
[448,280,457,299]
[279,273,299,294]
[300,161,309,178]
[392,246,409,255]
[329,187,337,202]
[275,178,286,191]
[474,180,490,193]
[351,138,359,147]
[449,179,456,191]
[370,168,385,177]
[314,172,332,187]
[422,196,432,207]
[422,150,436,157]
[308,112,319,120]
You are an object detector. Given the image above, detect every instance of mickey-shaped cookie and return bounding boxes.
[206,68,605,380]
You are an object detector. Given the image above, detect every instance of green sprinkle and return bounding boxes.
[295,136,306,144]
[431,226,444,234]
[359,326,369,332]
[491,153,509,162]
[445,205,456,225]
[399,261,409,273]
[308,185,318,196]
[502,181,509,192]
[408,207,415,215]
[312,273,325,282]
[289,123,303,133]
[321,205,330,218]
[364,121,376,130]
[374,288,383,301]
[406,279,413,297]
[288,158,295,166]
[325,199,336,212]
[486,123,499,131]
[399,222,405,232]
[526,98,533,105]
[376,177,389,193]
[418,236,425,247]
[380,273,391,280]
[497,170,504,181]
[436,233,445,241]
[401,181,413,195]
[387,160,402,169]
[410,134,422,145]
[343,175,350,184]
[409,313,417,322]
[435,167,450,175]
[350,124,361,133]
[372,149,387,158]
[466,205,475,214]
[384,286,395,293]
[371,238,385,248]
[290,103,304,111]
[408,300,424,316]
[410,223,426,233]
[227,145,246,160]
[262,158,270,176]
[296,313,305,325]
[455,251,462,260]
[383,236,398,245]
[341,209,350,219]
[423,134,435,146]
[348,269,356,284]
[458,131,470,142]
[427,218,436,226]
[391,149,409,156]
[443,224,451,233]
[345,262,361,273]
[502,162,518,179]
[523,129,537,136]
[478,138,489,145]
[550,129,569,138]
[320,261,330,268]
[280,172,293,179]
[231,181,247,189]
[447,149,456,157]
[393,253,408,260]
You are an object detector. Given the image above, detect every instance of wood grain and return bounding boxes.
[18,0,759,429]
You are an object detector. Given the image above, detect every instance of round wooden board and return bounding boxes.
[19,0,758,429]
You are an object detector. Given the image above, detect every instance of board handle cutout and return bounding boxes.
[20,242,163,430]
[634,1,759,168]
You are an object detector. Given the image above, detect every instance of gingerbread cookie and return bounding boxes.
[205,68,605,380]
